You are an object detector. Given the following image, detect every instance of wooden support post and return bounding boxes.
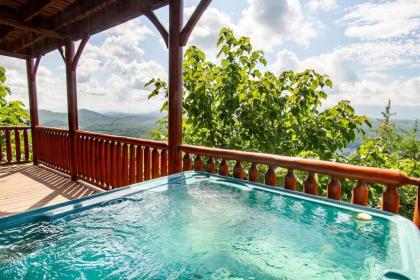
[64,36,89,180]
[168,0,183,174]
[26,57,40,164]
[65,40,78,180]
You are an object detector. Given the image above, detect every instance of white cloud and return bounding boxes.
[307,0,337,12]
[271,46,420,107]
[338,0,420,40]
[237,0,318,51]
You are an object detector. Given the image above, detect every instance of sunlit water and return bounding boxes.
[0,178,402,279]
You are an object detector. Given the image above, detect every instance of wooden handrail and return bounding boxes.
[0,126,30,130]
[180,144,420,187]
[36,126,69,133]
[76,130,168,149]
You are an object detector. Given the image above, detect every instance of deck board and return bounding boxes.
[0,164,97,217]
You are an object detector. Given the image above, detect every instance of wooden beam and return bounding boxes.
[180,0,212,46]
[0,49,28,58]
[0,12,66,39]
[57,46,65,62]
[71,34,89,70]
[168,0,183,174]
[144,9,168,48]
[22,0,54,22]
[26,57,40,164]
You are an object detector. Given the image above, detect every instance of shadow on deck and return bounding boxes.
[0,164,97,217]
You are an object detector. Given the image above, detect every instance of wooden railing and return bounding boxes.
[75,130,168,190]
[0,126,31,164]
[36,127,70,173]
[180,144,420,227]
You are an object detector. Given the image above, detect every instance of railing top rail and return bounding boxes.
[77,130,168,149]
[0,126,30,130]
[36,126,69,133]
[181,144,420,187]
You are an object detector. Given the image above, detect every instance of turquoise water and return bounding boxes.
[0,176,403,279]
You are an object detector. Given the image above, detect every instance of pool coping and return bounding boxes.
[1,171,419,279]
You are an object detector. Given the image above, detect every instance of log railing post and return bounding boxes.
[382,185,400,213]
[303,172,318,195]
[327,176,341,200]
[248,163,259,182]
[265,165,277,186]
[233,160,244,179]
[183,153,192,171]
[206,156,216,173]
[284,169,297,190]
[26,57,40,164]
[351,180,368,206]
[168,0,183,174]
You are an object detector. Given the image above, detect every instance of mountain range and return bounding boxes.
[38,109,164,138]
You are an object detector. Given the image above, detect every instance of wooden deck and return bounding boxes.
[0,164,97,217]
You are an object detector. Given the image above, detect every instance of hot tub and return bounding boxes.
[0,172,419,279]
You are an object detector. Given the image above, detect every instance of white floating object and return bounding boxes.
[356,212,372,221]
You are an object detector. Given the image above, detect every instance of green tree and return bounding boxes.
[147,28,368,160]
[0,66,29,126]
[1,66,30,161]
[348,101,419,218]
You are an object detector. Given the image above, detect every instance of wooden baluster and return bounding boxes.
[91,138,97,183]
[327,176,341,200]
[116,143,122,187]
[100,140,106,186]
[233,160,244,179]
[86,137,92,180]
[265,165,277,186]
[105,141,112,188]
[194,155,203,171]
[82,136,88,179]
[144,147,151,181]
[5,130,11,162]
[122,143,129,186]
[152,148,160,179]
[414,186,419,229]
[161,149,168,176]
[284,169,297,190]
[136,146,143,182]
[248,163,259,182]
[219,159,229,176]
[183,153,192,171]
[381,185,400,213]
[206,156,216,173]
[303,172,318,195]
[74,134,79,176]
[23,129,29,161]
[129,145,136,184]
[14,129,21,162]
[111,142,118,188]
[351,180,368,206]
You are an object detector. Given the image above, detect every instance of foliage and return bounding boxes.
[347,101,419,218]
[0,66,29,126]
[147,28,369,160]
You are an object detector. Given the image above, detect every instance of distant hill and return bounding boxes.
[37,109,418,149]
[38,109,164,138]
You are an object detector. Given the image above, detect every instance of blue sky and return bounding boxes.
[1,0,419,119]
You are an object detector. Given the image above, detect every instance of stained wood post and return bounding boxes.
[26,57,39,164]
[65,39,78,180]
[168,0,183,174]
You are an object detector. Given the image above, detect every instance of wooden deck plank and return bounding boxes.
[0,164,97,217]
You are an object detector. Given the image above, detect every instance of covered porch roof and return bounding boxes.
[0,0,169,59]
